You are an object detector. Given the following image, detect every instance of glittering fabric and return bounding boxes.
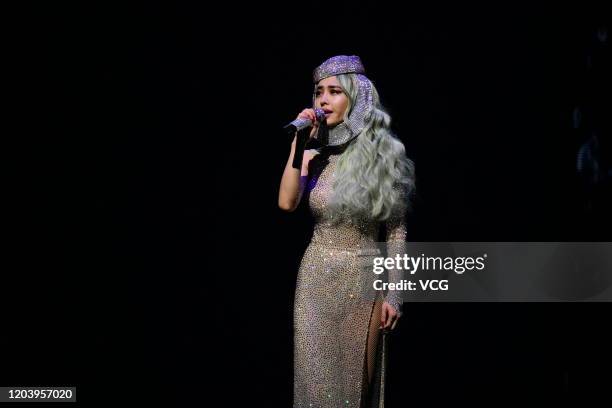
[311,56,374,147]
[293,151,407,408]
[313,55,366,83]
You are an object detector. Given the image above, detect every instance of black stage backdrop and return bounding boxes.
[6,2,611,407]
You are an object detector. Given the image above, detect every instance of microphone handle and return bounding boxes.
[284,118,312,135]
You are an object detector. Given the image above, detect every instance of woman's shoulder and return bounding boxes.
[298,149,321,177]
[303,149,320,166]
[305,148,320,158]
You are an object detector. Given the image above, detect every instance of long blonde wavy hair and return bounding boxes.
[317,73,416,224]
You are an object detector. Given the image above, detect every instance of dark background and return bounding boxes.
[5,1,611,406]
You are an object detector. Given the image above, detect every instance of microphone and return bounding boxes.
[283,108,326,134]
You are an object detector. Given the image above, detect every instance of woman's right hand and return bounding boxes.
[296,108,320,139]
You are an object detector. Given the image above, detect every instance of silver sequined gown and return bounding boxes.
[294,151,407,408]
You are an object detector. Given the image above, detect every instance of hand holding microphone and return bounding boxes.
[284,108,326,139]
[286,108,326,170]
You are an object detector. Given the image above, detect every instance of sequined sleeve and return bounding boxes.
[383,187,408,317]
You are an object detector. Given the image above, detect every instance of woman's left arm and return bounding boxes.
[381,189,408,331]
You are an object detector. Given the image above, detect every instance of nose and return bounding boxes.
[319,90,330,104]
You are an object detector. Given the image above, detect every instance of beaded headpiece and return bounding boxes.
[311,55,374,146]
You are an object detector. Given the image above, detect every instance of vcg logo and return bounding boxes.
[419,280,448,291]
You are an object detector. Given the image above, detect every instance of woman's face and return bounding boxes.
[314,76,349,127]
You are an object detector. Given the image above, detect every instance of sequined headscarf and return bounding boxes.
[312,55,374,146]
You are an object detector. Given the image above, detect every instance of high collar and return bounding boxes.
[318,137,357,157]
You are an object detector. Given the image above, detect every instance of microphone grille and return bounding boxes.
[314,108,326,121]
